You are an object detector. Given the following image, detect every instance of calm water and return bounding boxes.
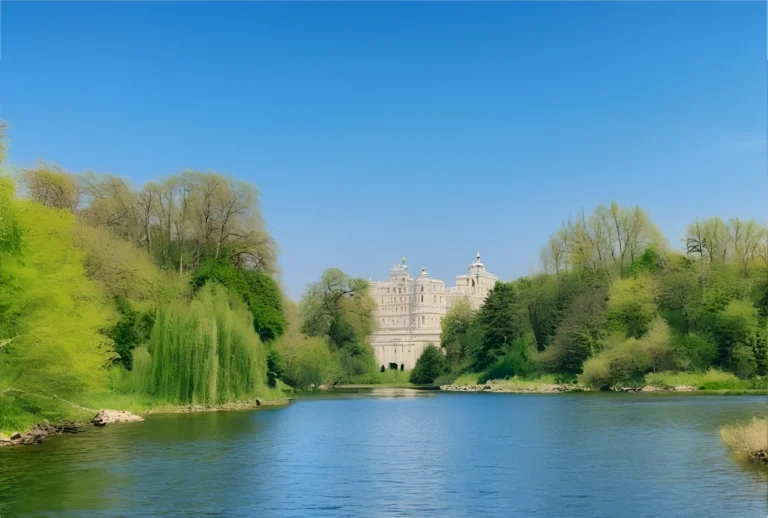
[0,390,766,517]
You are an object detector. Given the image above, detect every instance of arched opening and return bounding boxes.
[380,365,386,373]
[400,364,404,371]
[388,362,398,371]
[471,279,475,287]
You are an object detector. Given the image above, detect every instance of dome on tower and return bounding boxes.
[470,251,486,272]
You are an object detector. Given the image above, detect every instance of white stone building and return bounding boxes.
[368,253,498,370]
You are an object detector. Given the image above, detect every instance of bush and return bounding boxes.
[721,417,767,461]
[580,319,674,388]
[279,336,341,390]
[672,333,717,371]
[410,344,447,384]
[479,346,537,383]
[644,369,749,390]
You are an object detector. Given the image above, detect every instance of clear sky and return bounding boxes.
[0,1,765,298]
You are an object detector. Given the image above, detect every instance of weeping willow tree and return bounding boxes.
[138,283,268,405]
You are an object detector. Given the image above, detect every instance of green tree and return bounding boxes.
[605,275,657,338]
[192,259,286,341]
[106,297,154,370]
[410,344,447,384]
[440,297,474,365]
[299,268,374,346]
[266,347,285,388]
[474,281,529,369]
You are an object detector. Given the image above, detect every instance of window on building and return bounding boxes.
[420,295,423,302]
[420,286,424,292]
[422,316,425,324]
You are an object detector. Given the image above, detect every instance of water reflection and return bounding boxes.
[0,393,766,517]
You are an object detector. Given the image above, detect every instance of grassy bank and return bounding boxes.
[721,417,768,463]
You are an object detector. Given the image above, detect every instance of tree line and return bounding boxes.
[415,202,768,387]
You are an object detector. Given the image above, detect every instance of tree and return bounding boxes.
[474,281,529,369]
[410,344,446,384]
[192,260,286,341]
[440,297,474,365]
[0,122,22,265]
[266,347,285,388]
[19,161,79,210]
[299,268,373,342]
[539,287,608,374]
[605,276,657,339]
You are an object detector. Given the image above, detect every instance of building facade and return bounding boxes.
[368,253,498,370]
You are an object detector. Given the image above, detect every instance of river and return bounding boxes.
[0,390,766,517]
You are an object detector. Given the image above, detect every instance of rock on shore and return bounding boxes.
[0,420,79,446]
[92,409,144,426]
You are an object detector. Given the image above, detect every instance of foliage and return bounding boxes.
[0,202,118,430]
[671,332,718,371]
[266,347,285,388]
[409,344,447,384]
[539,288,607,374]
[299,268,373,341]
[0,176,23,262]
[72,222,181,302]
[138,284,269,405]
[192,259,286,341]
[77,170,278,274]
[105,297,155,370]
[605,275,657,338]
[473,281,529,369]
[478,342,537,383]
[579,320,674,388]
[18,161,79,210]
[440,297,474,365]
[644,369,753,391]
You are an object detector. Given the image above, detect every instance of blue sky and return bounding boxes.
[1,2,765,298]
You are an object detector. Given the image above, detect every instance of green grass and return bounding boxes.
[643,369,759,390]
[347,369,414,386]
[451,372,482,386]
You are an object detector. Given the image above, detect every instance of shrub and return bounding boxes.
[721,417,767,461]
[672,333,717,371]
[410,344,447,384]
[644,369,749,390]
[479,345,537,383]
[580,319,674,388]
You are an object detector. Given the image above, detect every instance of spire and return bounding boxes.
[402,256,407,265]
[476,251,480,261]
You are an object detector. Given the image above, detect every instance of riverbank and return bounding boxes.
[439,380,768,395]
[0,398,292,448]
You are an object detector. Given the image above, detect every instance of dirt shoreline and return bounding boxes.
[0,398,293,448]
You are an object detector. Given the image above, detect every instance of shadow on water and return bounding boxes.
[0,409,279,517]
